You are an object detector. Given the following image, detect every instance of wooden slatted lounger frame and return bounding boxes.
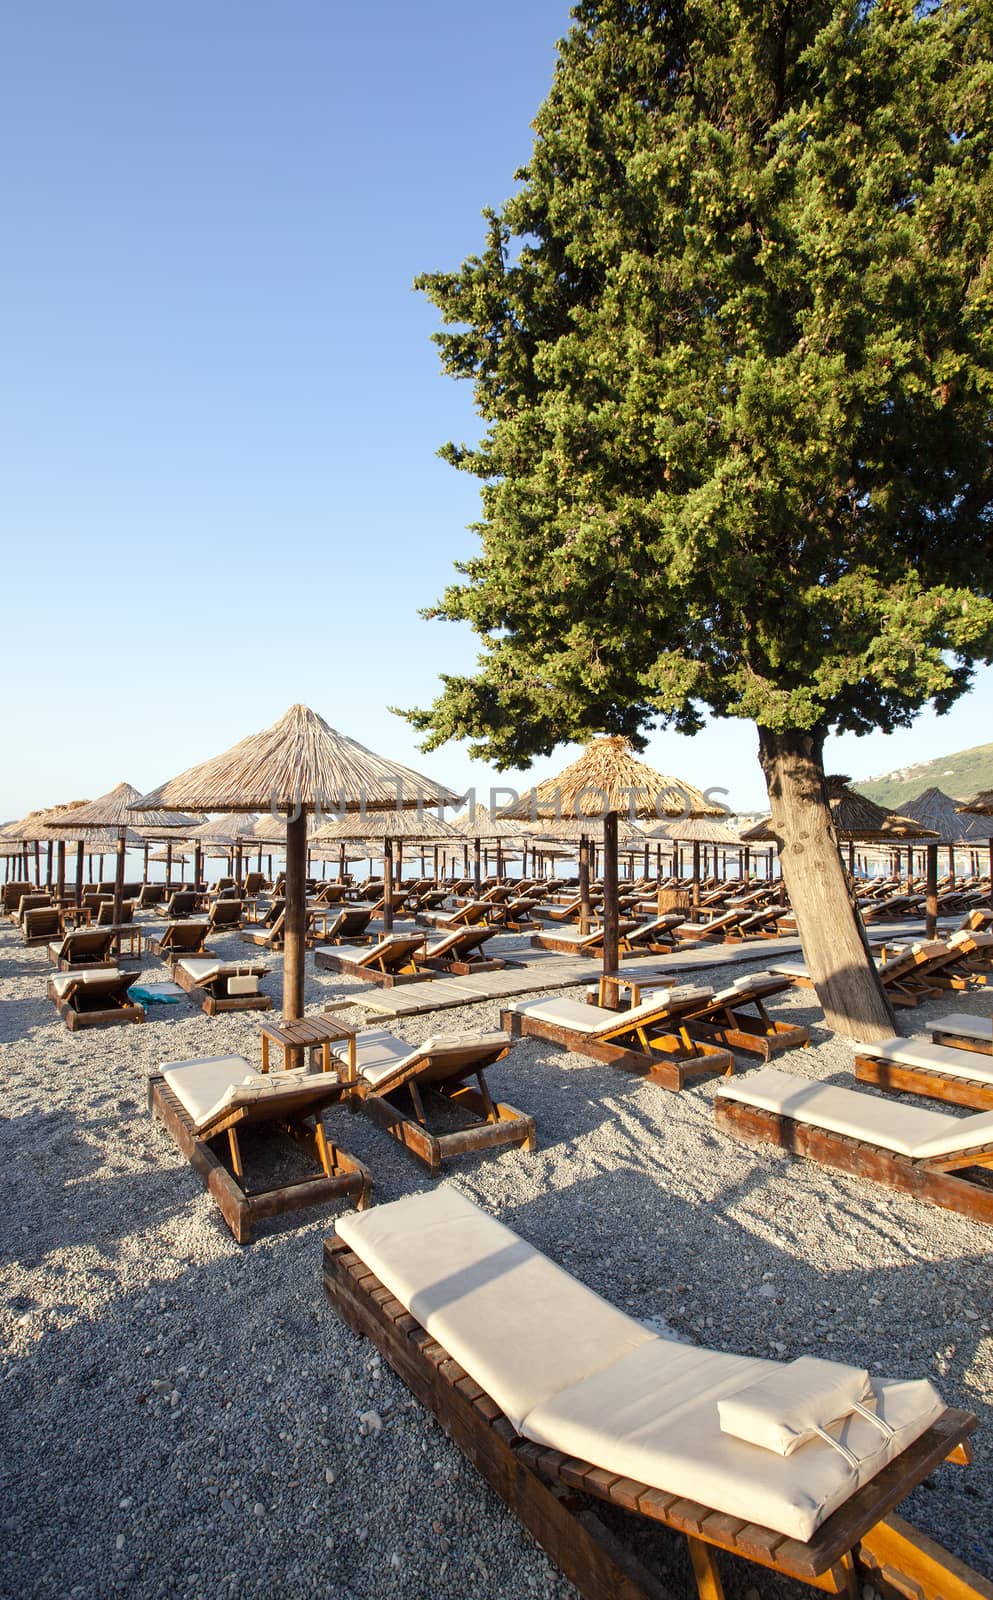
[48,971,145,1032]
[685,979,809,1062]
[145,921,211,959]
[416,926,508,976]
[713,1094,993,1225]
[172,959,273,1016]
[316,936,431,987]
[931,1018,993,1056]
[50,929,117,970]
[501,995,734,1091]
[349,1036,535,1176]
[149,1073,371,1243]
[323,1237,989,1600]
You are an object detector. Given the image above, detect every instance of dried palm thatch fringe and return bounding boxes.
[646,815,744,846]
[958,789,993,817]
[312,809,462,842]
[449,805,531,840]
[741,775,941,844]
[185,812,260,847]
[531,817,647,847]
[132,704,460,815]
[505,735,726,821]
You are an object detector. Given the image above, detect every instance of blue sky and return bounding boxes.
[1,1,989,823]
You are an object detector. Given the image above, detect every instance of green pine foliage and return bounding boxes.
[405,0,993,770]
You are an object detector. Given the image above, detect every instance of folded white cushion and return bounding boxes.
[721,1067,993,1160]
[337,1188,655,1431]
[177,959,223,982]
[507,991,682,1037]
[717,1356,871,1454]
[50,967,122,999]
[161,1054,337,1129]
[337,1191,944,1542]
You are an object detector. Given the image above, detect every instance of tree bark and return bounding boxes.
[578,834,591,935]
[757,726,896,1041]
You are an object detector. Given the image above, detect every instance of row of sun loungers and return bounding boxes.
[773,928,993,1006]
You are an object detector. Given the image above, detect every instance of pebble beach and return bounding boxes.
[2,921,992,1600]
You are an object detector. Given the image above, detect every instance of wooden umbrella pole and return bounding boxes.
[113,831,126,940]
[692,840,701,907]
[166,838,173,892]
[383,839,395,933]
[601,812,620,1006]
[578,834,591,935]
[925,842,939,940]
[338,842,346,881]
[75,842,84,906]
[473,836,481,894]
[193,842,202,892]
[283,810,308,1021]
[56,839,65,902]
[45,840,53,887]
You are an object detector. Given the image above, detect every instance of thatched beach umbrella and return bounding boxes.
[506,736,725,988]
[898,787,993,888]
[185,812,259,888]
[448,805,531,889]
[313,809,462,931]
[744,777,941,929]
[647,814,744,902]
[134,704,459,1018]
[48,783,194,929]
[956,792,993,887]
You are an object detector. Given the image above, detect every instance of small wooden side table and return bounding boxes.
[261,1014,358,1082]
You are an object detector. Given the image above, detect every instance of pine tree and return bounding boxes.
[407,0,993,1037]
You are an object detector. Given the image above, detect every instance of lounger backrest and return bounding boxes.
[63,969,135,1004]
[65,928,115,960]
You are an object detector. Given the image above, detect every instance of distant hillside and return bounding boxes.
[854,743,993,810]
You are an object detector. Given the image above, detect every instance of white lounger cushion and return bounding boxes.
[176,959,224,983]
[338,1190,943,1542]
[337,1188,655,1431]
[507,991,686,1038]
[932,1014,993,1045]
[856,1034,993,1084]
[722,1067,993,1161]
[523,1342,941,1541]
[352,1029,509,1089]
[50,968,123,999]
[161,1054,337,1130]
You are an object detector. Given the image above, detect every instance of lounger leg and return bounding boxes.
[475,1070,498,1124]
[407,1080,429,1126]
[686,1537,725,1600]
[226,1128,244,1179]
[314,1117,337,1179]
[857,1513,992,1600]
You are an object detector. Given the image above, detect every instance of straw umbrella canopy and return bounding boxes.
[449,804,532,888]
[897,786,993,885]
[505,735,726,982]
[313,808,463,920]
[956,791,993,888]
[742,779,938,845]
[1,800,102,893]
[958,791,993,815]
[47,782,194,927]
[646,814,744,892]
[133,704,459,1017]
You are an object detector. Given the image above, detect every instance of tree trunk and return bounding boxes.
[757,726,896,1041]
[578,834,591,935]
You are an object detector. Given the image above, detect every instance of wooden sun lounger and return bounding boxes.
[22,906,62,946]
[158,891,201,920]
[206,897,244,933]
[240,909,292,950]
[344,1029,534,1175]
[852,1033,993,1111]
[173,957,273,1015]
[47,928,117,971]
[145,920,211,960]
[315,934,430,987]
[417,925,506,975]
[529,918,640,956]
[502,989,734,1090]
[324,1191,987,1600]
[931,1013,993,1056]
[48,967,145,1031]
[684,975,810,1061]
[715,1067,993,1225]
[149,1054,371,1243]
[311,906,374,945]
